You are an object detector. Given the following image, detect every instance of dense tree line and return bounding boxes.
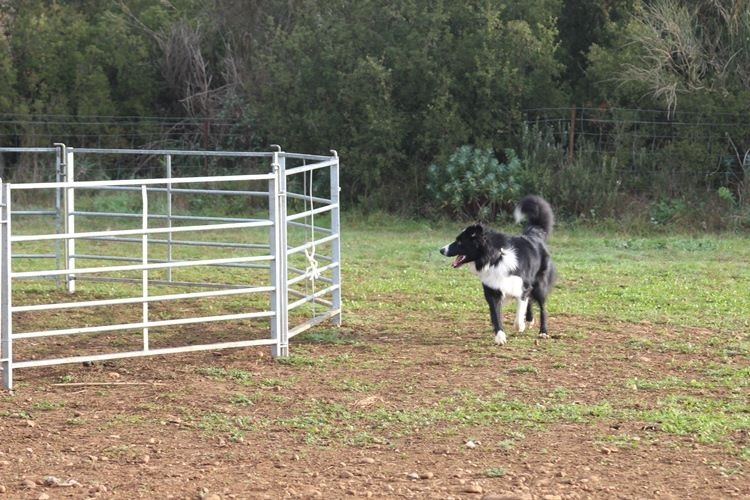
[0,0,748,225]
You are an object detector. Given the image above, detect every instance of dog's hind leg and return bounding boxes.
[535,293,549,339]
[525,302,535,327]
[483,285,506,345]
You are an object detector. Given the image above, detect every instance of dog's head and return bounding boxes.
[439,224,485,268]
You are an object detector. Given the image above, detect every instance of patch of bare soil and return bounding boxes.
[0,315,747,499]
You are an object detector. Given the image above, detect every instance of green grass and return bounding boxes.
[343,221,750,330]
[5,213,750,463]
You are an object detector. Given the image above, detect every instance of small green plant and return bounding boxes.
[332,378,383,392]
[261,377,296,388]
[510,365,539,374]
[596,434,642,449]
[496,439,516,451]
[427,145,522,220]
[198,412,254,437]
[229,393,254,406]
[197,367,254,385]
[276,354,318,367]
[32,400,65,411]
[485,467,507,477]
[649,198,687,225]
[717,186,736,207]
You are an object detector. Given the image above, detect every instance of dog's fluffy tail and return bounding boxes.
[514,195,554,240]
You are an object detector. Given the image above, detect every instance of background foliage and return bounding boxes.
[0,0,749,228]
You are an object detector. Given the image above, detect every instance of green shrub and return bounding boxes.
[649,198,687,226]
[427,145,522,221]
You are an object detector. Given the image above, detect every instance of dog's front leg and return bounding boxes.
[483,285,506,345]
[515,288,532,333]
[515,298,529,333]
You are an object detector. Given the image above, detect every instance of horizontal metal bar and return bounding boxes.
[94,185,269,197]
[71,148,275,158]
[12,253,273,279]
[288,309,341,338]
[285,158,338,176]
[13,310,275,339]
[73,210,265,224]
[288,263,333,280]
[287,234,339,256]
[69,252,270,268]
[71,253,271,272]
[289,288,333,307]
[288,284,339,311]
[0,147,57,153]
[286,203,336,223]
[287,262,338,287]
[12,210,57,216]
[13,254,56,259]
[76,235,269,250]
[12,338,277,369]
[9,173,274,190]
[283,152,336,162]
[12,219,273,242]
[287,220,333,234]
[77,276,268,288]
[287,193,332,205]
[71,253,153,263]
[13,285,274,313]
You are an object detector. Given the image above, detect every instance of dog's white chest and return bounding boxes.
[472,256,523,299]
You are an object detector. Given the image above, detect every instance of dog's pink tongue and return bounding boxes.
[452,255,465,268]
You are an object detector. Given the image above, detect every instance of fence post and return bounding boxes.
[141,185,149,351]
[53,143,65,289]
[269,159,281,356]
[329,150,342,326]
[270,146,288,358]
[165,154,173,283]
[1,180,12,390]
[64,148,76,293]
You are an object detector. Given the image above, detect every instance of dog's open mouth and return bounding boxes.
[452,255,467,268]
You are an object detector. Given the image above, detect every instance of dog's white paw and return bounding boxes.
[538,332,549,339]
[515,320,526,333]
[494,330,507,345]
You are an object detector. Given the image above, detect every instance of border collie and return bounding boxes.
[439,195,556,345]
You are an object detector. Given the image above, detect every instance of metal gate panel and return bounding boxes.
[0,146,341,390]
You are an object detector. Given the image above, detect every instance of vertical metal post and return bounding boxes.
[270,146,288,358]
[269,160,281,356]
[329,150,342,326]
[64,148,76,293]
[53,143,65,289]
[1,180,13,390]
[142,185,149,351]
[165,154,173,283]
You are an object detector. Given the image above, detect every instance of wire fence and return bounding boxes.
[2,109,749,210]
[0,113,255,182]
[524,107,750,158]
[520,107,750,212]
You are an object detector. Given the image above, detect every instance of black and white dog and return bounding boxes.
[440,195,556,345]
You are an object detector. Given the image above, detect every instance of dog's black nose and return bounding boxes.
[439,246,447,255]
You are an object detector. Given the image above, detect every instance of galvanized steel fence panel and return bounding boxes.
[0,146,341,390]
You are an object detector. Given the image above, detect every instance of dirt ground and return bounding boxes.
[0,314,748,499]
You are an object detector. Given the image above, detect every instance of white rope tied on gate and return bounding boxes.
[304,166,320,282]
[305,247,320,281]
